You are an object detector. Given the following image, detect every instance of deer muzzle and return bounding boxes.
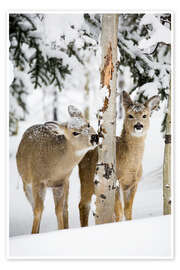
[90,134,99,145]
[134,122,143,131]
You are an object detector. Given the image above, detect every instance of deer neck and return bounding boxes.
[121,125,146,149]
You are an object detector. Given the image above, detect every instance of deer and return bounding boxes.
[78,91,160,226]
[16,105,99,234]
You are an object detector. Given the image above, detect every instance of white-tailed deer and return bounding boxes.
[78,91,160,226]
[16,105,98,234]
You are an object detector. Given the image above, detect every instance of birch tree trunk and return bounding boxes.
[53,89,58,121]
[94,14,118,225]
[84,70,90,120]
[163,79,171,215]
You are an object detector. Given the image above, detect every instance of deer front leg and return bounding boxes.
[53,184,65,230]
[114,187,123,222]
[123,183,138,221]
[63,181,69,229]
[31,183,46,234]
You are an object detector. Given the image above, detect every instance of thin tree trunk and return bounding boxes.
[163,79,171,215]
[94,14,118,225]
[84,70,90,120]
[42,88,48,121]
[53,89,58,121]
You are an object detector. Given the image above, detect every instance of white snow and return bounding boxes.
[68,117,86,129]
[134,82,161,101]
[9,215,172,258]
[138,14,171,50]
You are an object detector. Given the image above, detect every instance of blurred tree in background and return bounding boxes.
[9,14,97,134]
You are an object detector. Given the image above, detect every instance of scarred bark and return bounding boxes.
[94,14,118,225]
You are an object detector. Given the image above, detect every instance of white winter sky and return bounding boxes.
[0,0,180,268]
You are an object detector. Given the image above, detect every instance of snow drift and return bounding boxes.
[9,215,172,259]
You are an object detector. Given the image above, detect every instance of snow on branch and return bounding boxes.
[138,14,171,50]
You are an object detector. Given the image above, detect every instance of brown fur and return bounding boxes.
[78,91,160,226]
[16,105,97,234]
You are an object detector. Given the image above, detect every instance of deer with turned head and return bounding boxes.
[78,91,160,226]
[16,105,98,234]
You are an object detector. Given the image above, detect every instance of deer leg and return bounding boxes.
[79,173,94,227]
[114,187,123,222]
[79,186,93,227]
[23,182,34,210]
[78,150,97,227]
[63,181,69,229]
[123,183,138,221]
[31,183,46,234]
[53,184,65,230]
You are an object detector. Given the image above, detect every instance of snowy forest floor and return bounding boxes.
[9,215,172,258]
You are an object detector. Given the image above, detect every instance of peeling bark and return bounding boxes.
[95,14,119,225]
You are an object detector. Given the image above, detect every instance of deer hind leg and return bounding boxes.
[53,183,66,230]
[31,182,46,234]
[23,182,34,209]
[78,150,97,227]
[114,187,123,222]
[123,183,138,221]
[79,181,94,227]
[79,171,94,227]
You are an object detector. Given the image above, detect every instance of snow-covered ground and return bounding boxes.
[8,85,172,258]
[9,215,172,258]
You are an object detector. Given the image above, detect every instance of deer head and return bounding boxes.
[45,105,99,155]
[122,91,160,137]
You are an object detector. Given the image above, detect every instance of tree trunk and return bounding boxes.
[42,88,48,121]
[94,14,118,225]
[84,70,90,120]
[163,79,171,215]
[53,89,58,121]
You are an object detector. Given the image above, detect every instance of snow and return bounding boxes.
[134,82,161,100]
[9,215,172,258]
[138,14,171,49]
[68,117,86,129]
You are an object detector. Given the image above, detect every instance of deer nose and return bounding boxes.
[90,134,99,145]
[134,122,143,130]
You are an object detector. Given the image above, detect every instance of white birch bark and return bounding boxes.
[163,79,171,215]
[94,14,118,224]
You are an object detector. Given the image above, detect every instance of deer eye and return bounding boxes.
[143,115,147,118]
[87,123,90,128]
[72,132,80,136]
[128,114,133,119]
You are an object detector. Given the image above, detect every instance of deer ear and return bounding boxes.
[68,105,83,118]
[123,91,133,109]
[45,122,66,136]
[145,95,160,111]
